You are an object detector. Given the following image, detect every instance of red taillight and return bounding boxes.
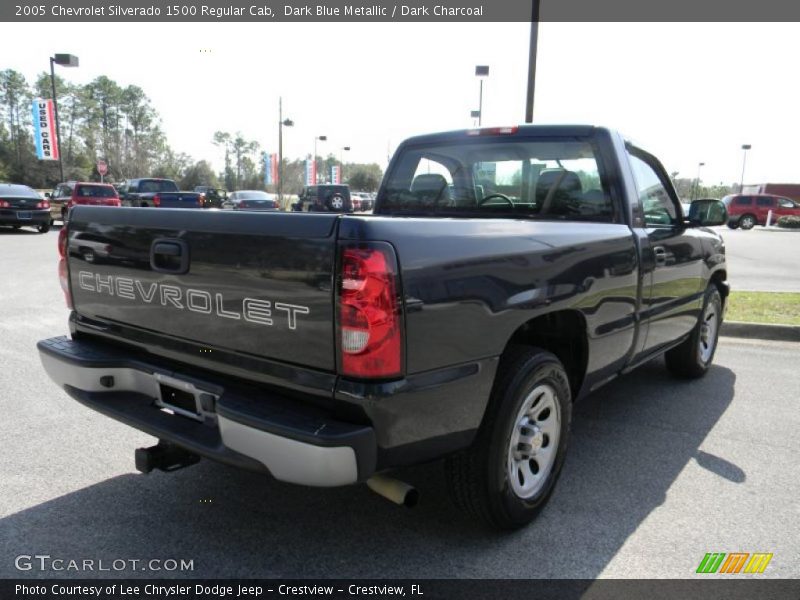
[58,227,68,258]
[0,200,9,208]
[37,200,50,209]
[153,195,161,207]
[339,243,402,378]
[58,258,72,309]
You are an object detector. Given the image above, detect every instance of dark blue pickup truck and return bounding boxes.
[118,178,205,209]
[39,125,728,529]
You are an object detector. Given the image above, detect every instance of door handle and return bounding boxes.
[653,245,667,266]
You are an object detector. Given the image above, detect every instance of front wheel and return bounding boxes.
[665,285,722,379]
[739,214,756,230]
[726,220,739,230]
[445,347,572,529]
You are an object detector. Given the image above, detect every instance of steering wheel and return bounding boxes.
[479,193,513,207]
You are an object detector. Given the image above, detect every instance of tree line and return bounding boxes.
[0,68,383,193]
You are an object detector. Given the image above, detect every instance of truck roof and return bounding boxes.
[399,124,606,146]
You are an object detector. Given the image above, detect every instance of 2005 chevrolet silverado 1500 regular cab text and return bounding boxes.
[38,126,729,529]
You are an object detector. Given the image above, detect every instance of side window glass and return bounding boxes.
[778,198,795,208]
[627,151,677,226]
[756,197,774,207]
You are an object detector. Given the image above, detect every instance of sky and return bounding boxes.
[1,21,799,186]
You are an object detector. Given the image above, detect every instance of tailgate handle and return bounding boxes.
[150,239,190,274]
[153,242,181,256]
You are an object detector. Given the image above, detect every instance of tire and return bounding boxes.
[739,214,756,230]
[37,223,50,233]
[726,220,739,230]
[81,248,96,263]
[665,286,722,379]
[327,194,345,211]
[445,347,572,530]
[11,224,21,230]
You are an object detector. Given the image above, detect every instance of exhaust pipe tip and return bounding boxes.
[367,474,419,508]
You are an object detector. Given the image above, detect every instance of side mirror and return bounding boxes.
[689,199,727,227]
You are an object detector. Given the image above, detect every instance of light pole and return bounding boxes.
[740,144,752,194]
[314,135,327,183]
[691,161,705,201]
[49,53,79,182]
[340,146,350,183]
[277,97,293,205]
[525,0,540,123]
[475,65,489,126]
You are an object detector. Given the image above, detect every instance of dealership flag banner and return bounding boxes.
[331,165,341,184]
[264,153,278,185]
[305,159,316,185]
[32,98,59,160]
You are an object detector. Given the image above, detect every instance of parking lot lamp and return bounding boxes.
[49,53,79,182]
[340,146,350,182]
[691,162,705,201]
[278,97,293,205]
[475,65,489,126]
[740,144,751,193]
[314,135,327,183]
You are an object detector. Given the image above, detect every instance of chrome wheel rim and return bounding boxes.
[507,383,560,499]
[741,216,754,228]
[698,297,719,363]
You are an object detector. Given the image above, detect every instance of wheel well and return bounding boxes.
[709,270,729,307]
[503,310,588,400]
[140,202,149,207]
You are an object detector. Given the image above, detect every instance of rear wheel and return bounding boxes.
[11,224,21,230]
[665,285,722,379]
[445,347,572,529]
[37,223,50,233]
[81,248,96,263]
[739,214,756,230]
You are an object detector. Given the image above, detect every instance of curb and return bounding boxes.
[721,321,800,342]
[754,227,800,233]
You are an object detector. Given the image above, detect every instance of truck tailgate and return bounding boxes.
[67,207,339,371]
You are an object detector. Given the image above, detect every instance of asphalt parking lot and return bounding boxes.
[715,226,800,292]
[1,226,798,579]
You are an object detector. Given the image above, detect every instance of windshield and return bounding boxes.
[379,137,613,221]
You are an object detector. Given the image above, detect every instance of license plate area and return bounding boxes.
[17,211,31,219]
[154,373,217,423]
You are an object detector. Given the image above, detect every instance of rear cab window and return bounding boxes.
[379,134,615,222]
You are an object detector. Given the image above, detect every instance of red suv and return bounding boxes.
[62,182,121,221]
[723,194,800,230]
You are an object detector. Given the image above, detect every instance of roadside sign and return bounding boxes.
[97,160,107,175]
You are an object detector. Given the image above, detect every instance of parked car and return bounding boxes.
[0,183,51,233]
[723,193,800,229]
[194,186,228,209]
[48,181,76,223]
[228,191,280,211]
[118,178,204,208]
[292,184,353,212]
[39,125,728,530]
[65,182,121,221]
[351,192,373,211]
